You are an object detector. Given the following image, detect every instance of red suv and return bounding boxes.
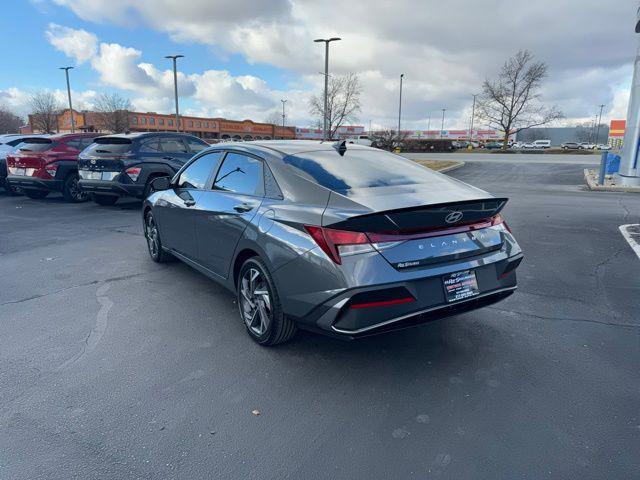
[6,133,101,202]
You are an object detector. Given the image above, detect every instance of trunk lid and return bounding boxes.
[78,137,135,172]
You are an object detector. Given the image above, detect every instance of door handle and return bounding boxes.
[233,203,253,213]
[184,199,196,207]
[162,156,174,161]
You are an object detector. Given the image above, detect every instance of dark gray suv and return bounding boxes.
[143,141,523,345]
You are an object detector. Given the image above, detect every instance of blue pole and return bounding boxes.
[598,151,608,185]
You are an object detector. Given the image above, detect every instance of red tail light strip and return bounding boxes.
[349,297,416,309]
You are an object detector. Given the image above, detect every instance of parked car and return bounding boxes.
[511,142,524,149]
[561,142,580,150]
[1,134,49,195]
[142,140,523,345]
[346,135,373,147]
[521,143,536,149]
[596,144,612,151]
[531,140,551,149]
[5,133,101,201]
[484,142,503,150]
[78,132,209,206]
[579,142,596,150]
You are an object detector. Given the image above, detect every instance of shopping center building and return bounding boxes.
[23,109,296,141]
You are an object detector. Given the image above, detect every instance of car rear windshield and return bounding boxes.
[282,149,439,194]
[17,138,54,152]
[83,138,133,155]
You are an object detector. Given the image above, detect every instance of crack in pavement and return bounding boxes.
[487,306,638,329]
[0,270,160,308]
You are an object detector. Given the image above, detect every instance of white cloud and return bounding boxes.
[44,1,640,127]
[45,23,97,64]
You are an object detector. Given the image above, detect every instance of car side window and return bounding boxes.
[160,138,188,153]
[80,138,95,149]
[140,138,161,153]
[177,152,222,190]
[187,138,208,153]
[65,139,82,150]
[212,153,263,196]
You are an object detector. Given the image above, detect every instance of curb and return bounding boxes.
[584,168,640,193]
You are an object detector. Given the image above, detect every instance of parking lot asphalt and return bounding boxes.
[404,152,602,165]
[1,160,639,479]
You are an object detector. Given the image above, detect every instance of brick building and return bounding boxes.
[23,109,296,142]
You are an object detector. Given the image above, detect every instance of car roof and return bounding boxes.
[216,140,376,157]
[94,132,200,141]
[47,132,102,140]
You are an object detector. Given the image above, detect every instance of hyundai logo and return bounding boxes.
[445,211,464,224]
[90,159,96,165]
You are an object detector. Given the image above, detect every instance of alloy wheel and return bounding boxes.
[239,267,272,336]
[69,176,87,201]
[145,214,159,258]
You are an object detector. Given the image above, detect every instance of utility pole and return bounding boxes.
[427,113,431,138]
[440,108,446,139]
[60,67,75,133]
[280,99,287,128]
[398,74,404,143]
[314,37,341,141]
[165,55,184,132]
[470,94,478,142]
[595,104,605,145]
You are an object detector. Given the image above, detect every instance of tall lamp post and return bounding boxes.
[60,67,75,133]
[280,99,287,128]
[398,74,404,143]
[165,55,184,132]
[440,108,446,139]
[595,104,605,145]
[314,37,341,141]
[470,94,478,142]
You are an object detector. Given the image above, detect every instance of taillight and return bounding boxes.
[304,226,372,264]
[44,163,58,178]
[491,214,512,233]
[125,167,142,182]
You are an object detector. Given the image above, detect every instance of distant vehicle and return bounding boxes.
[142,141,522,345]
[561,142,580,150]
[346,135,373,147]
[531,140,551,149]
[522,143,536,149]
[1,134,49,195]
[596,144,612,151]
[5,133,101,201]
[78,132,209,206]
[484,142,503,150]
[511,142,524,149]
[579,142,596,150]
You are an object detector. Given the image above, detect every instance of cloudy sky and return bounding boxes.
[0,0,636,130]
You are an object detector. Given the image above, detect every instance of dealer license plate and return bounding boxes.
[443,270,480,303]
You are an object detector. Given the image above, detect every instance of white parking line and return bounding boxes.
[619,224,640,260]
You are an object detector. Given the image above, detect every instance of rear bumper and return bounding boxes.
[286,253,522,339]
[79,179,144,199]
[6,175,63,192]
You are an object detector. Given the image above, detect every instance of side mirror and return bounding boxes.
[151,176,171,192]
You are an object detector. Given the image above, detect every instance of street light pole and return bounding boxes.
[440,108,446,139]
[595,104,605,145]
[280,99,287,128]
[60,67,75,133]
[470,94,478,142]
[314,37,341,141]
[427,113,431,138]
[398,74,404,143]
[165,55,184,132]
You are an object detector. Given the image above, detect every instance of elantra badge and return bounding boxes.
[445,211,464,224]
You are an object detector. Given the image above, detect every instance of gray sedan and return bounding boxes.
[142,141,523,345]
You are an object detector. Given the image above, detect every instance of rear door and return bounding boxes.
[159,136,192,170]
[193,151,264,277]
[154,151,222,258]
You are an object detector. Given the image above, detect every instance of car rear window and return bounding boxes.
[83,138,133,155]
[17,138,55,152]
[282,149,439,194]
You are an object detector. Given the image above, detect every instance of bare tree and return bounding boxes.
[28,91,63,133]
[94,93,132,133]
[0,106,24,134]
[309,73,362,139]
[263,110,282,126]
[477,50,563,148]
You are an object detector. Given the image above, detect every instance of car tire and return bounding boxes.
[25,190,49,199]
[3,182,20,196]
[93,194,118,206]
[143,210,173,263]
[62,173,88,203]
[237,257,296,346]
